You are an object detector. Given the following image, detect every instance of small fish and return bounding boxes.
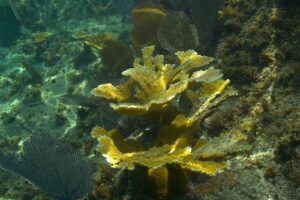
[58,94,103,107]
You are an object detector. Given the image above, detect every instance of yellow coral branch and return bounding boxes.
[172,79,232,129]
[92,46,216,116]
[92,129,227,176]
[92,80,132,102]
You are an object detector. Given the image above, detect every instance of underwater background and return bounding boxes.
[0,0,300,199]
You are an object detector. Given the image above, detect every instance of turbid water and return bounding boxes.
[0,0,300,199]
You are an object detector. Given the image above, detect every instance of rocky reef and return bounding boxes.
[0,0,299,199]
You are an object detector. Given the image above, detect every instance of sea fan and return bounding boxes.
[0,134,93,200]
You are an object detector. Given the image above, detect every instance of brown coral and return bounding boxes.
[131,5,167,53]
[73,32,133,72]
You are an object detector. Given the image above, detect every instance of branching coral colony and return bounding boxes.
[91,46,247,197]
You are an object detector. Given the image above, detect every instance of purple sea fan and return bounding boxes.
[0,134,94,200]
